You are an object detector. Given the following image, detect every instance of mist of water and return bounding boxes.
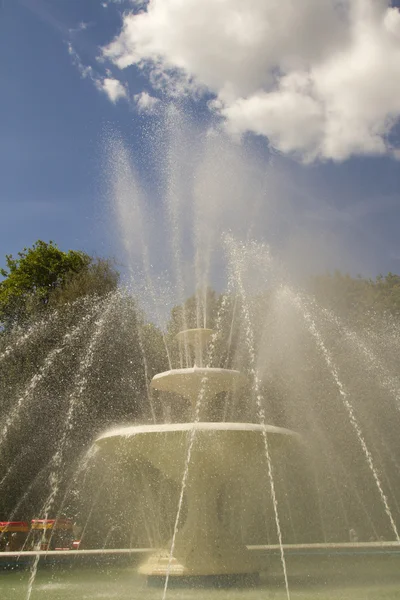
[0,296,102,452]
[226,236,290,600]
[285,287,400,542]
[25,293,120,600]
[0,310,61,365]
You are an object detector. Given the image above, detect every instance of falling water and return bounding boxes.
[74,445,100,492]
[317,299,400,410]
[0,460,54,547]
[108,134,172,368]
[0,296,102,450]
[0,447,29,492]
[78,473,108,548]
[0,310,60,364]
[286,287,400,542]
[18,447,99,559]
[163,107,191,363]
[108,135,174,417]
[25,293,118,600]
[226,238,291,600]
[54,444,100,531]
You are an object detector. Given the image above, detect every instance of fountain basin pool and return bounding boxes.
[2,549,400,599]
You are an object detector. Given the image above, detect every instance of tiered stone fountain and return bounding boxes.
[95,329,296,583]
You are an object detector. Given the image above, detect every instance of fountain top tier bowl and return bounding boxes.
[151,327,247,404]
[175,328,214,367]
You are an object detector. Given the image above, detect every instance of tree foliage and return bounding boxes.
[0,241,118,328]
[311,270,400,319]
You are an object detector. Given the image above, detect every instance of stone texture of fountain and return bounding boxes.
[95,328,297,582]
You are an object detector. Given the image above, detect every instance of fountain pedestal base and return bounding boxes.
[138,465,262,579]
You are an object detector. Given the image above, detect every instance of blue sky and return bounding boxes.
[1,0,400,285]
[0,0,127,261]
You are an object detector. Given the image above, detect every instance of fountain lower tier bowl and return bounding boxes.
[95,423,298,578]
[96,422,296,482]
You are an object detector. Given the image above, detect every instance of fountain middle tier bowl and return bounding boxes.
[150,367,247,402]
[95,422,297,483]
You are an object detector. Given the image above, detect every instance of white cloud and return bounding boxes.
[133,91,159,113]
[102,0,400,162]
[68,44,127,104]
[67,43,95,79]
[98,78,128,103]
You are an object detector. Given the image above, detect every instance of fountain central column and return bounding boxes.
[172,464,257,575]
[140,457,258,578]
[138,328,261,579]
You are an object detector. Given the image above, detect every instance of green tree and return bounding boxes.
[0,240,118,327]
[49,257,119,308]
[310,270,400,320]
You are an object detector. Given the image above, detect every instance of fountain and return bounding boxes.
[95,328,297,583]
[2,114,400,600]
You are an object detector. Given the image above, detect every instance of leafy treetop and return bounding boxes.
[0,240,93,326]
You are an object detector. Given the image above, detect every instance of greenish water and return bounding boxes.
[2,557,400,600]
